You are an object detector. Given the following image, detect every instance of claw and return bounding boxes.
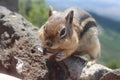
[55,52,65,61]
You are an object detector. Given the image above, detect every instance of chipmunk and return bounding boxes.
[39,7,100,66]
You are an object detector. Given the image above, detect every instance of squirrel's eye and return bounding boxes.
[60,28,66,38]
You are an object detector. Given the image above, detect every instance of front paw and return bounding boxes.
[86,60,96,67]
[55,52,65,61]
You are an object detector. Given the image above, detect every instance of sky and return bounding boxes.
[45,0,120,21]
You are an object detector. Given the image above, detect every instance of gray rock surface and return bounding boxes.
[0,6,46,80]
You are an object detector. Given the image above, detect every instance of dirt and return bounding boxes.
[0,6,47,80]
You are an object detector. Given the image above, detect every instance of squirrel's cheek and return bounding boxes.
[38,32,42,39]
[39,32,45,42]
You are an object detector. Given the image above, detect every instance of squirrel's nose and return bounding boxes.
[46,41,52,47]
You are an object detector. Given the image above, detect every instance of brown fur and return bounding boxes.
[39,7,100,65]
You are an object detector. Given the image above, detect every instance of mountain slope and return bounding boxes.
[90,12,120,32]
[90,12,120,68]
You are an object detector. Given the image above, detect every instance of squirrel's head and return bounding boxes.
[39,7,74,53]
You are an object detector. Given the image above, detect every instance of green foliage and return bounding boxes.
[98,28,120,69]
[19,0,48,27]
[107,60,120,69]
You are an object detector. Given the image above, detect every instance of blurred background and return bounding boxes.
[0,0,120,69]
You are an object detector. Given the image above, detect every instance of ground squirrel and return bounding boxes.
[39,7,100,66]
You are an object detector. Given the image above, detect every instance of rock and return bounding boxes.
[100,69,120,80]
[0,6,47,80]
[0,0,18,12]
[46,56,113,80]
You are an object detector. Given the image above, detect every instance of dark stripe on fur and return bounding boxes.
[79,15,90,23]
[80,21,97,37]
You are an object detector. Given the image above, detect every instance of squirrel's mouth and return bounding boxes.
[43,48,58,55]
[42,48,65,60]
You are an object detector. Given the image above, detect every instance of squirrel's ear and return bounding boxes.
[65,10,74,24]
[48,6,53,17]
